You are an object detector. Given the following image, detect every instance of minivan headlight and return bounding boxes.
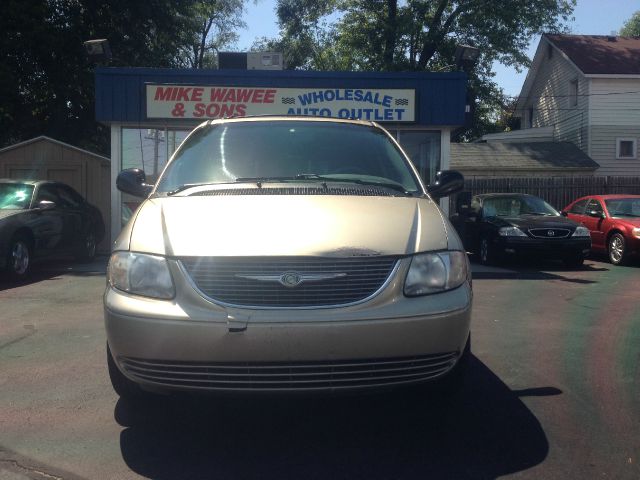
[108,252,175,299]
[404,251,469,297]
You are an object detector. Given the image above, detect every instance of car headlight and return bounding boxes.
[404,251,469,297]
[572,226,591,237]
[108,252,175,299]
[498,226,527,237]
[633,227,640,239]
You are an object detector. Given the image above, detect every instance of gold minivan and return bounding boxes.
[105,116,471,402]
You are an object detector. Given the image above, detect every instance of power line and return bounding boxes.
[504,90,640,100]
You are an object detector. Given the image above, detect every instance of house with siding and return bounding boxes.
[513,34,640,176]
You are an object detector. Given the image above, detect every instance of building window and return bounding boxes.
[569,79,578,107]
[616,138,637,159]
[547,44,553,59]
[120,127,191,226]
[528,107,534,128]
[397,131,441,184]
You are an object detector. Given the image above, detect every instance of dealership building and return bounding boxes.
[95,67,467,242]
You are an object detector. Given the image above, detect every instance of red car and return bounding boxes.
[563,195,640,265]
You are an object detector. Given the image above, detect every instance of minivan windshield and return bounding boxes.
[0,183,34,210]
[156,121,421,194]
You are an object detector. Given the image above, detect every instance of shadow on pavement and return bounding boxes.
[471,257,608,283]
[0,256,107,291]
[115,356,552,480]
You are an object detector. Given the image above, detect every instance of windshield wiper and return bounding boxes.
[523,212,556,216]
[167,182,236,196]
[235,174,414,195]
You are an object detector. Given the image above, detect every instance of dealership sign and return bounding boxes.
[145,84,415,122]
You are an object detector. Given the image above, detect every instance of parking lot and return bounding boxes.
[1,255,639,480]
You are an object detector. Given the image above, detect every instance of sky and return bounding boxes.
[236,0,640,97]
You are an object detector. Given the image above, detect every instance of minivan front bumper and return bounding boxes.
[104,258,472,394]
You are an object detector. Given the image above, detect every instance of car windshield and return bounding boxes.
[605,198,640,218]
[156,121,421,194]
[483,196,559,218]
[0,183,34,210]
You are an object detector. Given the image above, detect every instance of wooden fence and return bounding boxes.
[449,176,640,212]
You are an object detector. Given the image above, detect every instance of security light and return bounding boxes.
[454,45,480,70]
[84,39,112,62]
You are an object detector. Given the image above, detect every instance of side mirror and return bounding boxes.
[37,200,56,210]
[427,170,464,199]
[587,210,605,219]
[561,211,568,217]
[117,168,154,198]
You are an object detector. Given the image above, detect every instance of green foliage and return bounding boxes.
[265,0,576,140]
[0,0,245,154]
[180,0,247,69]
[620,11,640,37]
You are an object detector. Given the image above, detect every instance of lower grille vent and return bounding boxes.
[120,352,459,391]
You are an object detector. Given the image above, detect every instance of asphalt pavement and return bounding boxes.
[0,255,639,479]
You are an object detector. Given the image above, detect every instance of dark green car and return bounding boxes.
[0,179,105,279]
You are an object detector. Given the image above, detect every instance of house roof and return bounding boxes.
[516,34,640,113]
[545,34,640,75]
[450,141,599,171]
[0,136,110,162]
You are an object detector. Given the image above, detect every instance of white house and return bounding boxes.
[513,34,640,176]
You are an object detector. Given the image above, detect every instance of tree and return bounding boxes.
[181,0,247,69]
[0,0,225,154]
[262,0,575,140]
[620,11,640,37]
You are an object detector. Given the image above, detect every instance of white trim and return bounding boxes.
[585,74,640,79]
[110,125,122,245]
[616,138,637,159]
[0,135,110,162]
[568,78,578,108]
[439,128,451,215]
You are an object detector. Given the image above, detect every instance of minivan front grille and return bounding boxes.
[120,352,459,391]
[179,256,399,307]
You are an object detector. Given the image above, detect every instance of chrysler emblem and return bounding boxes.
[235,271,347,286]
[279,272,302,287]
[547,230,555,236]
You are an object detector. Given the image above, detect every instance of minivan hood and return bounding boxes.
[128,195,449,257]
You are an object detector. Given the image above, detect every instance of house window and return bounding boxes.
[616,138,637,159]
[547,44,553,59]
[569,80,578,107]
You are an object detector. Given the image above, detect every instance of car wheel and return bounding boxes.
[107,343,155,405]
[479,237,495,265]
[6,236,32,280]
[77,231,97,262]
[608,233,627,266]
